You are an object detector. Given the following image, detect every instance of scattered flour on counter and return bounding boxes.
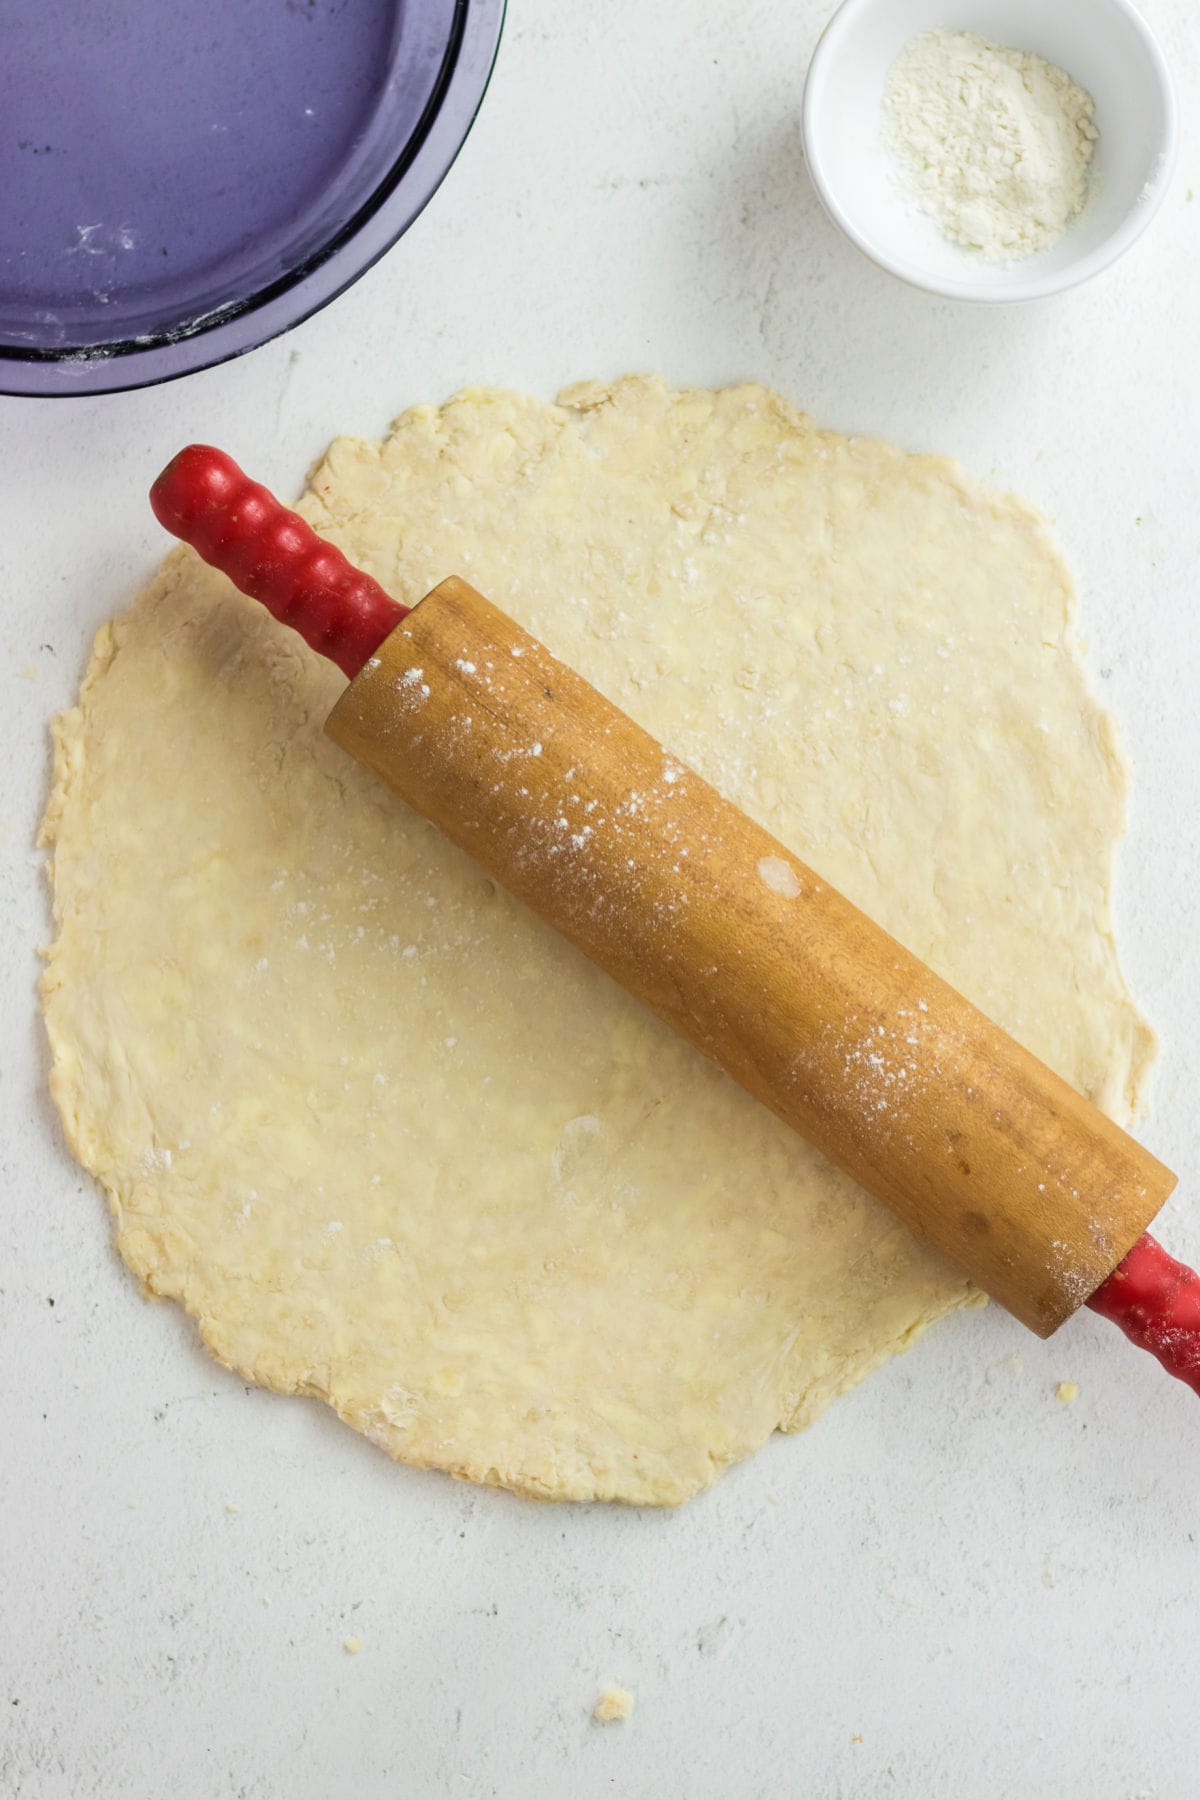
[882,29,1098,261]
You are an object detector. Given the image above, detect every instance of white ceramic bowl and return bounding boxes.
[802,0,1177,301]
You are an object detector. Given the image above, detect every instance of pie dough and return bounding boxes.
[41,377,1152,1504]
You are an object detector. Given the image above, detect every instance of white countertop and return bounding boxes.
[2,4,1198,1795]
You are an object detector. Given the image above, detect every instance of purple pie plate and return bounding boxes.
[1,0,504,396]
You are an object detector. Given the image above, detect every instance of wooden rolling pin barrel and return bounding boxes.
[150,446,1200,1398]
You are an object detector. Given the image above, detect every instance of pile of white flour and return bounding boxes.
[882,29,1098,261]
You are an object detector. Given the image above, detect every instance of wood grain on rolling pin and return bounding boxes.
[326,578,1175,1336]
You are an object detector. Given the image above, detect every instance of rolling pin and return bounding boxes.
[150,446,1200,1394]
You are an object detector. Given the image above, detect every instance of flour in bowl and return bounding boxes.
[882,29,1098,261]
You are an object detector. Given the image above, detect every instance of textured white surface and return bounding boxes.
[1,0,1198,1794]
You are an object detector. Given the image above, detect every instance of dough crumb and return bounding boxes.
[593,1685,634,1723]
[225,1501,240,1514]
[343,1637,364,1655]
[1055,1381,1079,1405]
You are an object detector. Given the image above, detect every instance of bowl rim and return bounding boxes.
[0,0,506,398]
[801,0,1179,303]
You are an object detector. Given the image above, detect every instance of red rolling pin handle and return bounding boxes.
[149,445,406,679]
[150,444,1200,1405]
[1088,1234,1200,1397]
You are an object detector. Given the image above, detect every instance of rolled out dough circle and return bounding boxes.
[42,377,1152,1504]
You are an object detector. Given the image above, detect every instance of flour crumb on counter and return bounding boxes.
[593,1685,634,1723]
[1055,1381,1080,1405]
